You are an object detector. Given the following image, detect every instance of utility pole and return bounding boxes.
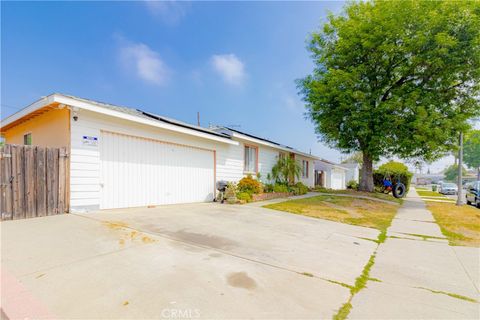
[197,112,200,126]
[456,131,463,206]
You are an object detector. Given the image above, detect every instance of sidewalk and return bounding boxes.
[349,188,480,319]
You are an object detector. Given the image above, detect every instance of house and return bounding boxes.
[342,162,360,185]
[314,159,348,190]
[1,93,318,212]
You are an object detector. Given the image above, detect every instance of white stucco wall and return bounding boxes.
[343,163,360,183]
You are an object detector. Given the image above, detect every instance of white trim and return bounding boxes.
[1,94,238,146]
[1,95,55,127]
[231,132,319,160]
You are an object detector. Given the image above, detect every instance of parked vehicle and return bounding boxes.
[439,183,458,195]
[466,181,480,208]
[437,181,444,193]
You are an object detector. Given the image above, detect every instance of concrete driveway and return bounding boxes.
[1,199,378,319]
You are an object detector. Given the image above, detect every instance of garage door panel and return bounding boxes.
[331,171,344,190]
[100,131,214,209]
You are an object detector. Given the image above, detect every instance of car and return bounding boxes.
[466,181,480,208]
[439,183,458,195]
[437,181,446,193]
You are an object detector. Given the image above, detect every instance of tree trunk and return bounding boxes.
[359,153,374,192]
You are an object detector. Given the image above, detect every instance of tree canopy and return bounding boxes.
[444,164,467,182]
[298,0,480,191]
[464,130,480,178]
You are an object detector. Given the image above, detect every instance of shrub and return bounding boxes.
[373,161,413,191]
[238,174,263,194]
[236,192,252,202]
[224,182,238,200]
[263,183,274,193]
[292,182,309,195]
[271,156,301,185]
[290,186,299,195]
[347,180,359,190]
[273,183,289,193]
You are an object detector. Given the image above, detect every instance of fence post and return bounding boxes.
[24,146,37,218]
[11,145,25,219]
[36,147,47,217]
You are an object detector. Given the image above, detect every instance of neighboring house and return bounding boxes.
[314,159,348,190]
[342,162,360,184]
[0,93,318,212]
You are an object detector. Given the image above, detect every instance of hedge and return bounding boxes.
[373,161,413,191]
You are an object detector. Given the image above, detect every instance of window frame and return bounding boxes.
[244,144,259,173]
[302,160,309,178]
[23,132,32,145]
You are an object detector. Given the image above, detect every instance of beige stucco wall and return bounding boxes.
[3,108,70,147]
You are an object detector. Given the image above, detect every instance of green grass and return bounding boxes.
[351,254,376,294]
[299,272,314,277]
[264,195,398,232]
[402,233,446,241]
[416,287,478,303]
[332,229,388,320]
[333,302,352,320]
[416,190,446,197]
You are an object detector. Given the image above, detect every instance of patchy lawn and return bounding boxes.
[313,188,403,204]
[416,190,445,197]
[427,202,480,247]
[416,190,455,203]
[264,195,398,232]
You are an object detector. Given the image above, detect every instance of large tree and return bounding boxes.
[298,0,480,191]
[464,130,480,179]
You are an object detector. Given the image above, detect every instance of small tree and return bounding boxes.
[464,130,480,180]
[444,164,467,182]
[271,156,301,185]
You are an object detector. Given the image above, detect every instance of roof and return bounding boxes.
[1,93,236,145]
[57,94,232,139]
[212,126,319,160]
[315,158,349,170]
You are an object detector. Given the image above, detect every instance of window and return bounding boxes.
[23,133,32,145]
[244,145,258,173]
[302,160,309,178]
[279,152,286,160]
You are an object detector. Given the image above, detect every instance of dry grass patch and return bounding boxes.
[264,195,398,232]
[427,202,480,247]
[314,188,403,204]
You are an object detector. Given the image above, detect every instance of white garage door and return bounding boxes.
[331,171,345,190]
[100,131,215,209]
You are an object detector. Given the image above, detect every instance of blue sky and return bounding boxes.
[1,1,471,172]
[1,1,346,161]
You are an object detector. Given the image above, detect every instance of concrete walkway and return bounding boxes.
[349,188,480,319]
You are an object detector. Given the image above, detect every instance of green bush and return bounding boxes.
[236,192,252,202]
[432,185,437,192]
[373,161,413,191]
[263,183,274,193]
[346,180,359,190]
[273,183,289,193]
[292,182,309,195]
[238,174,263,194]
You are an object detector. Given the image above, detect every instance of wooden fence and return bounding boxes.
[0,144,69,220]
